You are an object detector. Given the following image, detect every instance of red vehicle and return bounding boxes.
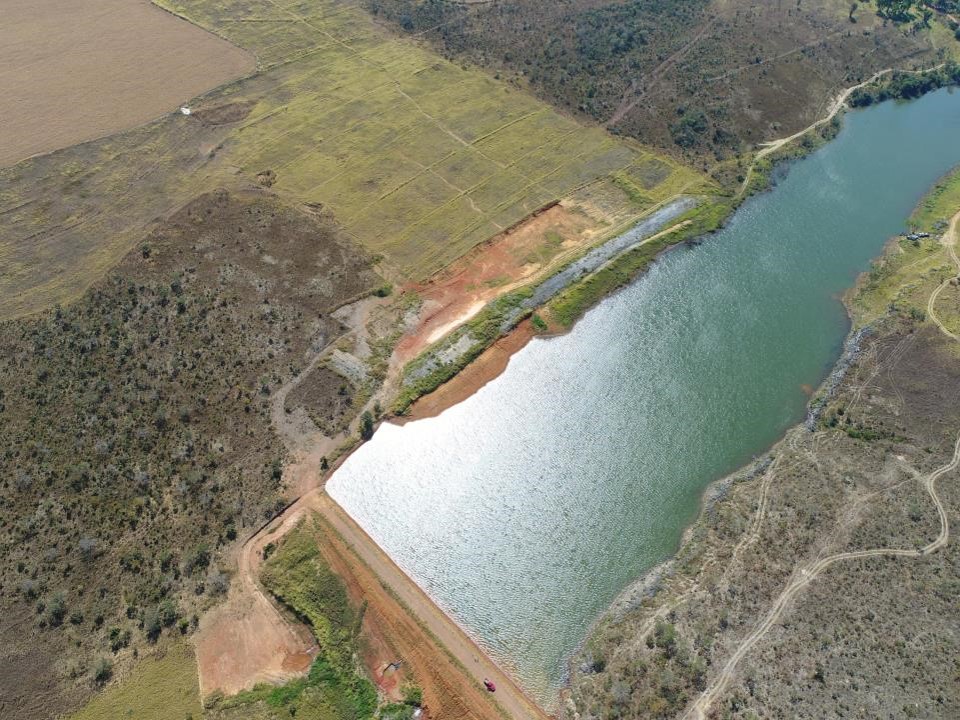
[483,678,496,693]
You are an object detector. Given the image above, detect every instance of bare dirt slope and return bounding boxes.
[0,0,253,167]
[313,492,549,720]
[194,498,318,697]
[197,429,548,719]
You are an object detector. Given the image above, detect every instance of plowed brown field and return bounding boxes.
[0,0,252,167]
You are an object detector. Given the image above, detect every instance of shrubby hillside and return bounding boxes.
[367,0,950,163]
[0,190,378,718]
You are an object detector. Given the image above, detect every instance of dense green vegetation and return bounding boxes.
[909,164,960,231]
[849,61,960,107]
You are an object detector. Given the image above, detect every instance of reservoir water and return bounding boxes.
[327,89,960,704]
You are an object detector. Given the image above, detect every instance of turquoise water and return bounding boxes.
[328,89,960,703]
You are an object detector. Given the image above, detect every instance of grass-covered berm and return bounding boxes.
[0,190,380,719]
[567,179,960,720]
[0,0,705,322]
[204,521,384,720]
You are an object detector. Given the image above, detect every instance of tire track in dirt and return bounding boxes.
[607,16,718,128]
[927,209,960,341]
[683,423,960,719]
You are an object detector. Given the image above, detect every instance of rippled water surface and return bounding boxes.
[328,89,960,703]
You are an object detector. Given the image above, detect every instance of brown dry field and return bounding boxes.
[0,0,253,167]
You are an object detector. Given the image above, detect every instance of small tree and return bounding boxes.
[158,599,178,627]
[402,684,423,707]
[93,657,113,684]
[360,411,375,440]
[47,592,67,627]
[143,608,162,642]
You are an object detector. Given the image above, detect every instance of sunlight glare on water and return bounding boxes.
[328,88,960,705]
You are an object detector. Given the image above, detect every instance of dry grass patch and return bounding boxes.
[68,644,201,720]
[0,0,704,322]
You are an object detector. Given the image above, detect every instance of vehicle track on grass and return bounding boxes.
[677,222,960,716]
[607,16,718,128]
[927,209,960,341]
[683,378,960,719]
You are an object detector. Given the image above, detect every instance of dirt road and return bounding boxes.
[683,261,960,720]
[753,69,894,163]
[193,507,318,696]
[197,422,550,719]
[738,67,947,196]
[927,210,960,341]
[312,492,550,720]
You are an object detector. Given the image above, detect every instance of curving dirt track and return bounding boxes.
[199,460,549,719]
[752,70,885,160]
[196,301,551,718]
[739,66,943,196]
[682,255,960,718]
[927,210,960,341]
[193,491,319,697]
[685,429,960,719]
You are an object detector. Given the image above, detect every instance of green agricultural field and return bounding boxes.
[0,0,704,320]
[157,0,704,277]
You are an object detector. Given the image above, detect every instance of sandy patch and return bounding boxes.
[194,498,319,697]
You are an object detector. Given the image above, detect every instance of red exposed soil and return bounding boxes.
[193,504,319,697]
[395,203,598,365]
[402,320,539,421]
